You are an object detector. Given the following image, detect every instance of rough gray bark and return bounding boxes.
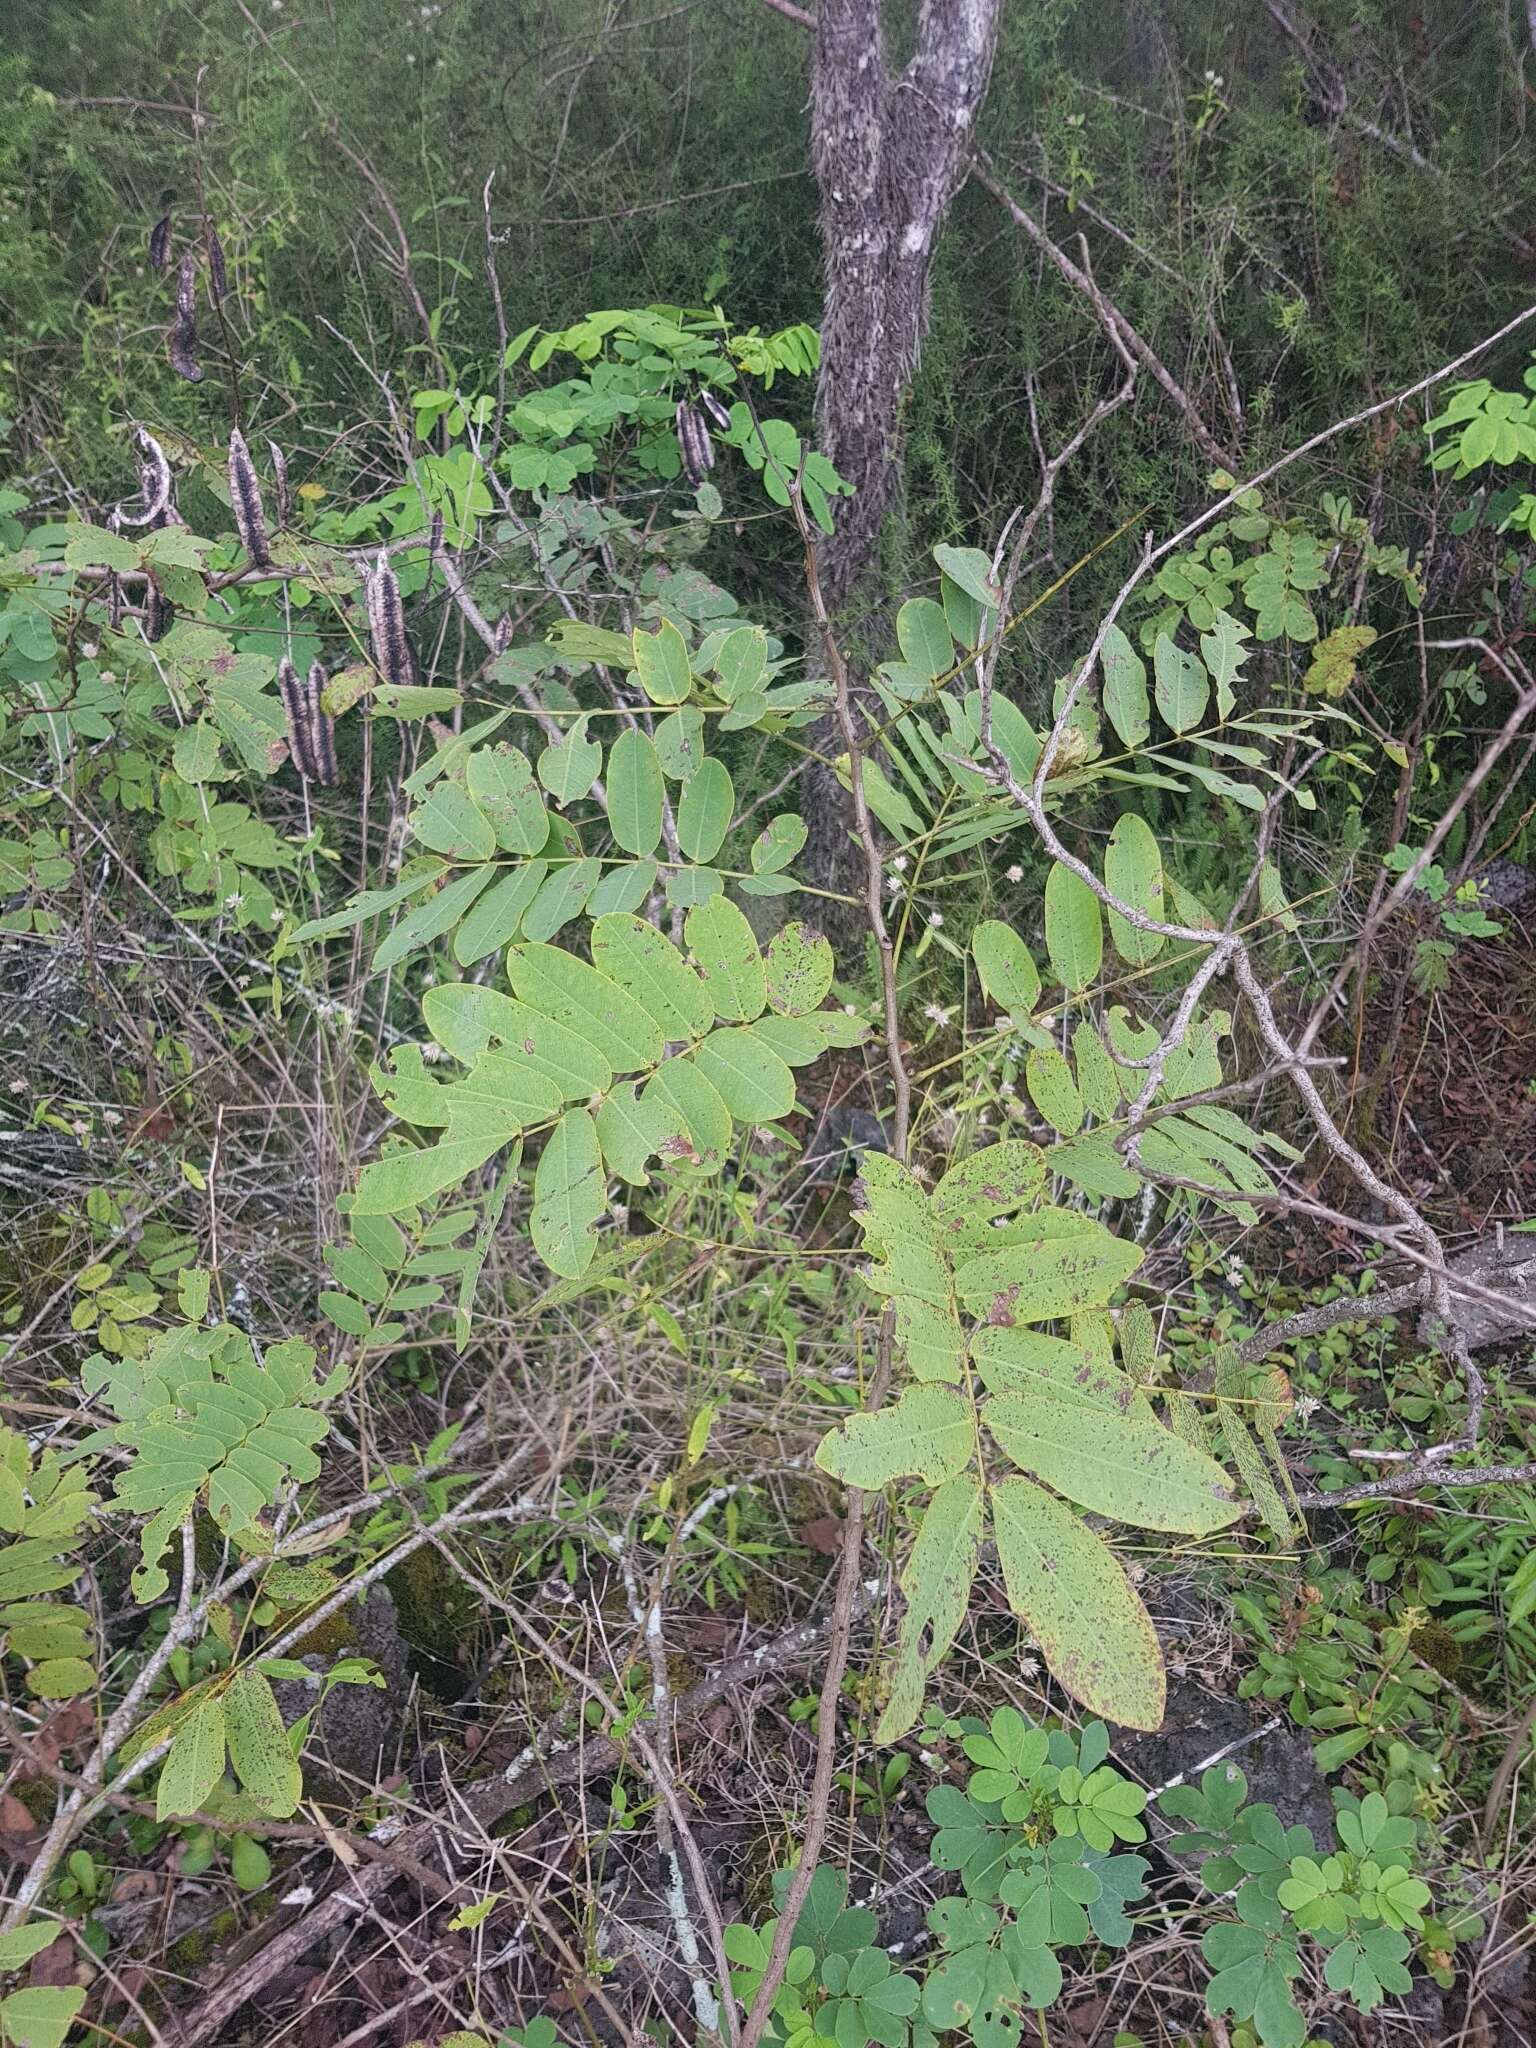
[801,0,1001,942]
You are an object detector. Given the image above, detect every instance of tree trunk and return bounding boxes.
[801,0,1001,951]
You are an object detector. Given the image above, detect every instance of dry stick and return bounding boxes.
[160,1599,877,2048]
[737,477,913,2048]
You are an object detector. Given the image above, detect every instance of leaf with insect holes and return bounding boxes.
[506,943,665,1073]
[538,716,602,803]
[765,921,833,1015]
[423,984,612,1096]
[972,920,1040,1017]
[1101,624,1150,748]
[1200,609,1250,716]
[930,1141,1048,1252]
[630,618,692,705]
[410,781,495,861]
[815,1385,974,1489]
[877,1471,983,1741]
[606,729,664,855]
[531,1108,605,1278]
[1025,1045,1084,1136]
[595,1083,691,1185]
[1103,813,1167,965]
[644,1057,731,1172]
[1153,634,1209,734]
[1044,863,1102,992]
[591,912,713,1040]
[687,895,766,1020]
[466,745,548,854]
[751,812,806,874]
[692,1027,796,1121]
[157,1693,228,1819]
[984,1394,1239,1534]
[990,1476,1165,1729]
[676,756,734,862]
[224,1670,302,1816]
[952,1211,1141,1321]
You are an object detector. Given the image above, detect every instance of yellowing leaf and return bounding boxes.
[531,1109,606,1279]
[224,1670,302,1817]
[984,1393,1239,1534]
[814,1385,974,1490]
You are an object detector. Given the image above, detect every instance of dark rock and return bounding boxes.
[1115,1674,1335,1848]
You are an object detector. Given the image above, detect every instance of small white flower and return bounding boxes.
[927,911,943,928]
[922,1003,953,1026]
[223,891,244,910]
[886,874,903,894]
[8,1079,25,1094]
[843,1003,857,1015]
[999,1078,1015,1095]
[70,1118,90,1137]
[1006,864,1024,882]
[610,1204,628,1224]
[1295,1394,1321,1421]
[891,855,908,873]
[103,1110,122,1125]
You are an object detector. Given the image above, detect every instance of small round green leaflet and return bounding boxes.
[654,706,706,780]
[1103,812,1167,965]
[644,1057,730,1171]
[692,1026,796,1121]
[630,617,693,705]
[606,728,664,855]
[537,715,602,803]
[750,811,806,874]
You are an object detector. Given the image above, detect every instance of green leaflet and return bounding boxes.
[895,595,953,681]
[764,919,833,1015]
[693,1027,796,1121]
[1103,813,1167,965]
[595,1082,690,1185]
[1152,634,1209,734]
[607,728,664,855]
[815,1385,974,1489]
[952,1213,1141,1322]
[453,858,548,964]
[971,1326,1152,1421]
[439,1051,565,1140]
[522,856,601,940]
[591,911,714,1039]
[676,755,733,862]
[686,894,767,1020]
[1072,1021,1123,1119]
[877,1471,983,1742]
[750,1010,869,1066]
[990,1476,1165,1730]
[288,862,447,945]
[1025,1045,1085,1136]
[891,1295,966,1383]
[410,780,496,861]
[507,942,665,1072]
[224,1669,302,1816]
[465,745,548,854]
[931,1141,1048,1250]
[750,811,806,874]
[655,707,706,780]
[644,1057,730,1171]
[0,1984,88,2048]
[1044,862,1103,993]
[972,920,1041,1017]
[631,617,693,705]
[1200,609,1250,716]
[984,1392,1239,1534]
[714,625,767,701]
[157,1693,227,1819]
[353,1131,505,1214]
[587,858,657,914]
[537,715,602,802]
[422,985,612,1095]
[531,1108,606,1278]
[374,865,496,972]
[1101,624,1150,749]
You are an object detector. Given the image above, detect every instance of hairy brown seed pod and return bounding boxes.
[204,220,229,306]
[277,656,313,779]
[227,430,271,570]
[266,440,290,530]
[307,661,338,787]
[675,401,715,486]
[106,571,124,632]
[167,310,202,382]
[175,246,197,322]
[149,212,173,273]
[365,551,415,687]
[143,582,175,643]
[124,428,173,531]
